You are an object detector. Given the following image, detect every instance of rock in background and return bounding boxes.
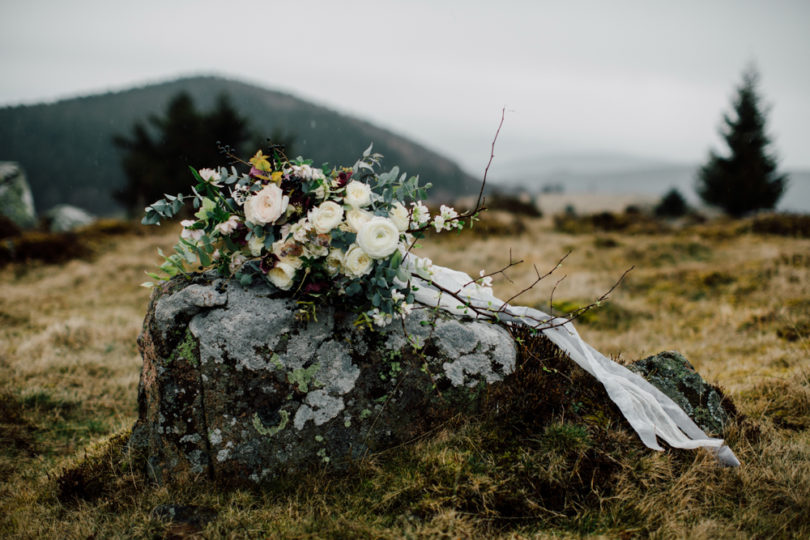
[0,162,36,229]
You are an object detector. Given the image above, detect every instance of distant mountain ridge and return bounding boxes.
[0,75,479,215]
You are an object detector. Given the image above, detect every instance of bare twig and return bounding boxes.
[476,107,506,212]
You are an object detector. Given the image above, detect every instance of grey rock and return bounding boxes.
[0,162,36,228]
[42,204,95,232]
[629,350,733,435]
[130,276,517,486]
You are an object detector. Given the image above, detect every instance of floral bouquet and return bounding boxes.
[142,144,477,327]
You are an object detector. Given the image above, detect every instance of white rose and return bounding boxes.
[342,244,373,278]
[345,207,373,232]
[325,248,345,276]
[267,262,296,290]
[248,234,266,256]
[357,217,400,259]
[344,180,372,208]
[309,201,344,233]
[244,183,289,225]
[389,202,409,232]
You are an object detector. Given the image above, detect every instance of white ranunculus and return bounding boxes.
[389,202,409,232]
[345,207,373,232]
[357,217,400,259]
[342,244,373,278]
[309,201,344,233]
[325,248,345,276]
[248,234,266,256]
[267,262,296,290]
[244,183,289,226]
[344,180,372,208]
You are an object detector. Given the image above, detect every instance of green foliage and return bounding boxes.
[697,66,788,217]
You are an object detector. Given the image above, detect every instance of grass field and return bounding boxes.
[1,213,808,538]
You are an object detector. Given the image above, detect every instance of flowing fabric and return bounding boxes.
[402,254,740,467]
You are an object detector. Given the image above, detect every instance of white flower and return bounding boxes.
[344,180,372,208]
[391,289,405,303]
[287,164,326,181]
[357,217,400,259]
[198,168,222,185]
[389,202,409,232]
[309,201,344,233]
[248,234,266,256]
[290,218,311,243]
[244,183,289,226]
[477,269,493,289]
[267,262,296,291]
[343,244,373,278]
[399,302,414,316]
[325,248,345,276]
[271,238,304,269]
[370,308,393,327]
[345,207,373,232]
[305,243,329,258]
[432,215,445,233]
[180,220,204,244]
[410,201,430,228]
[215,215,240,235]
[229,253,247,275]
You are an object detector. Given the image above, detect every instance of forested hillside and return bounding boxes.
[0,76,478,215]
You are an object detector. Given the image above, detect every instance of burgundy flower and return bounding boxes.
[335,170,352,188]
[260,253,279,274]
[303,281,330,294]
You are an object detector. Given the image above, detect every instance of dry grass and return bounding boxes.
[1,216,809,538]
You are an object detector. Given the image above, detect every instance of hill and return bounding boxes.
[0,76,479,215]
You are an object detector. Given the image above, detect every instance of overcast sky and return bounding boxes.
[1,0,808,174]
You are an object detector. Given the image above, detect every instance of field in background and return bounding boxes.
[1,213,809,538]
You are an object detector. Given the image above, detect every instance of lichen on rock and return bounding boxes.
[129,276,518,486]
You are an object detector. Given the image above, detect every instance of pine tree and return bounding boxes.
[697,66,787,217]
[113,92,254,215]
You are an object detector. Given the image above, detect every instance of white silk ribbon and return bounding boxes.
[402,254,740,467]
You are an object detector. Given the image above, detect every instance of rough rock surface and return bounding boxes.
[0,162,36,228]
[129,276,517,486]
[629,351,733,435]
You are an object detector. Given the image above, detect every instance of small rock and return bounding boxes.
[629,351,733,435]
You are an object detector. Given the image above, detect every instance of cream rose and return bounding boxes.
[389,202,409,232]
[342,244,373,278]
[357,217,400,259]
[267,262,296,290]
[325,248,345,276]
[309,201,344,233]
[344,180,372,208]
[345,207,373,232]
[244,184,289,226]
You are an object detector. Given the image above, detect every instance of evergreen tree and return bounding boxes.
[697,66,787,217]
[113,92,254,215]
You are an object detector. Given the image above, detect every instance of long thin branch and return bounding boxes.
[476,107,506,212]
